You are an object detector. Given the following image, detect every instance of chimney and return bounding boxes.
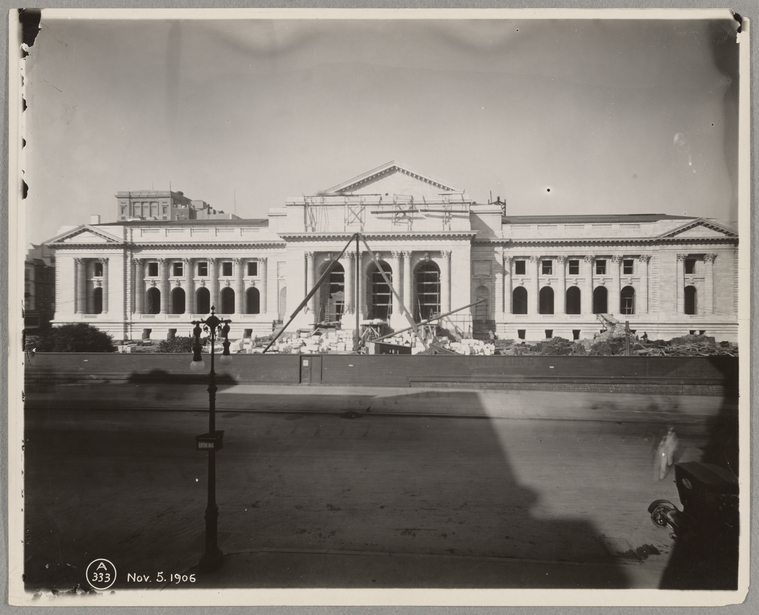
[90,215,101,225]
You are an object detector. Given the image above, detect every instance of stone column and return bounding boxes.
[402,251,413,317]
[134,258,144,315]
[503,255,512,314]
[676,254,686,314]
[529,256,540,314]
[100,258,109,314]
[440,250,451,314]
[388,251,402,322]
[305,252,315,318]
[609,256,621,315]
[357,251,366,319]
[75,258,86,314]
[638,255,650,314]
[209,258,218,311]
[556,256,566,315]
[583,255,594,314]
[343,252,354,315]
[234,258,244,314]
[159,259,169,314]
[184,258,194,314]
[259,257,268,314]
[704,253,716,314]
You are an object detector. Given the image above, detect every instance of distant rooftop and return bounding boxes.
[99,218,269,227]
[502,213,694,224]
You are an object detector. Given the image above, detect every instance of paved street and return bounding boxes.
[21,385,736,592]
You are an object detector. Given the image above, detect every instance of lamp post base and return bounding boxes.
[198,547,223,573]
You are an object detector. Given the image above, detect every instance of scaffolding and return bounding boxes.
[343,195,366,231]
[392,194,419,231]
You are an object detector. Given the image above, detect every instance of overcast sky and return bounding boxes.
[23,13,742,245]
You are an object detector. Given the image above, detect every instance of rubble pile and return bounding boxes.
[633,334,738,357]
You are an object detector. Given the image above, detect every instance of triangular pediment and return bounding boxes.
[659,218,738,240]
[47,225,123,246]
[322,161,461,199]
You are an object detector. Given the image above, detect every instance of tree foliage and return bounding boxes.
[155,336,196,354]
[36,323,116,352]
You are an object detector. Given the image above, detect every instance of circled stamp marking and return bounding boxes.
[86,558,117,591]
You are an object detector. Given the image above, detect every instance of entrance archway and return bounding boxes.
[367,261,392,320]
[220,287,235,314]
[620,286,635,315]
[146,287,160,314]
[319,261,345,322]
[593,286,608,314]
[539,287,554,314]
[196,287,210,315]
[513,287,528,314]
[171,287,185,314]
[414,261,440,321]
[684,285,697,315]
[566,286,581,314]
[246,287,260,314]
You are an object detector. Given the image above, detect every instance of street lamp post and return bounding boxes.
[190,305,232,573]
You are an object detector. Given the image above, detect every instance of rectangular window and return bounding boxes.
[197,262,208,276]
[222,261,233,276]
[545,330,553,339]
[172,262,183,277]
[517,329,526,340]
[514,260,526,275]
[623,259,634,275]
[147,262,158,277]
[542,260,553,275]
[568,260,579,275]
[596,260,606,275]
[572,329,581,341]
[247,261,258,277]
[93,262,103,277]
[685,258,696,274]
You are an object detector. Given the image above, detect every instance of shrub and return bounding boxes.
[36,323,116,352]
[155,336,196,354]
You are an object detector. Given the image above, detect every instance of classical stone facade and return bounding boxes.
[45,162,739,343]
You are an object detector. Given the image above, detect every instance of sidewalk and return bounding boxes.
[175,547,667,591]
[26,382,734,423]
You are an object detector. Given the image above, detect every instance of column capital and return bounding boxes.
[258,256,268,264]
[610,255,621,263]
[440,250,451,259]
[157,257,167,265]
[98,257,109,264]
[583,255,594,263]
[529,255,539,263]
[391,251,402,259]
[183,257,193,266]
[133,256,143,264]
[556,255,566,263]
[346,251,356,260]
[676,253,688,261]
[502,253,512,263]
[704,253,717,263]
[402,250,413,259]
[305,251,314,261]
[75,257,85,265]
[638,254,652,263]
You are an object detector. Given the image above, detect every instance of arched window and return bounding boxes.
[146,287,161,314]
[513,287,528,314]
[566,286,581,314]
[474,285,490,320]
[539,286,554,314]
[93,287,103,314]
[171,287,185,314]
[196,287,210,315]
[246,287,260,314]
[368,261,393,320]
[319,262,345,322]
[220,287,235,314]
[593,286,608,314]
[684,285,697,315]
[414,261,440,321]
[620,286,635,315]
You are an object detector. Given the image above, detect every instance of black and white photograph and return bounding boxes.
[7,6,751,607]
